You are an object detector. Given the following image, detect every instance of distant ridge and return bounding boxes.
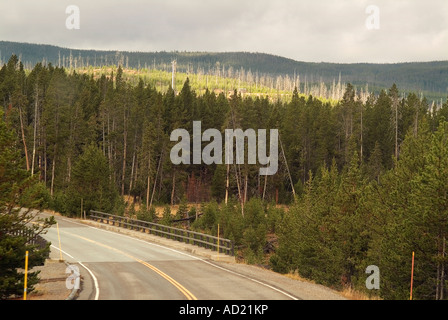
[1,40,447,100]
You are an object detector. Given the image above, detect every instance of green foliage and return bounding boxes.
[2,51,448,299]
[241,199,267,263]
[137,205,156,223]
[272,155,371,289]
[193,201,220,233]
[217,200,244,246]
[51,190,69,215]
[272,119,448,299]
[368,121,448,300]
[191,198,274,264]
[19,182,51,210]
[175,197,189,221]
[160,206,172,226]
[211,165,227,202]
[0,111,55,299]
[65,144,120,216]
[266,204,284,234]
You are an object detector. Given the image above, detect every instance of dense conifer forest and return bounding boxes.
[1,52,448,300]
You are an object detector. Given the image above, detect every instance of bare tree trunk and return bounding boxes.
[234,163,243,215]
[279,133,296,199]
[129,149,136,193]
[31,85,38,176]
[121,110,127,196]
[112,118,116,184]
[134,156,139,188]
[107,113,111,165]
[67,156,71,183]
[146,173,151,209]
[436,234,446,300]
[229,95,244,214]
[50,102,61,195]
[158,158,163,203]
[441,236,446,300]
[360,102,363,161]
[129,131,138,194]
[67,113,76,184]
[146,152,151,209]
[43,138,47,183]
[171,171,176,206]
[414,107,419,137]
[225,164,229,205]
[18,105,30,171]
[50,124,59,196]
[262,173,267,201]
[244,171,248,204]
[102,116,106,156]
[437,263,440,300]
[395,101,398,159]
[149,151,163,212]
[50,157,56,196]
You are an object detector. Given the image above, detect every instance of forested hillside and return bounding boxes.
[1,53,448,300]
[1,41,447,102]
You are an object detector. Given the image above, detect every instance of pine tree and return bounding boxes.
[66,144,120,216]
[364,89,395,169]
[366,141,384,182]
[409,121,448,299]
[42,68,71,196]
[332,151,368,288]
[242,198,267,263]
[0,110,55,299]
[271,162,342,285]
[366,120,432,299]
[160,205,172,226]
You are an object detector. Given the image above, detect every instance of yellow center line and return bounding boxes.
[65,231,197,300]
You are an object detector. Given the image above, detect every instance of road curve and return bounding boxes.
[39,213,300,300]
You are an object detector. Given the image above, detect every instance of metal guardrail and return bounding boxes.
[89,210,235,256]
[8,229,49,252]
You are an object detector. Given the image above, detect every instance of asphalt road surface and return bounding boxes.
[39,213,302,300]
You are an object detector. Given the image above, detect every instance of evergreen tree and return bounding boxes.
[242,198,267,263]
[408,121,448,299]
[366,120,432,299]
[2,54,447,298]
[271,163,342,284]
[66,144,120,216]
[160,205,172,226]
[332,151,368,288]
[0,111,55,299]
[364,89,395,169]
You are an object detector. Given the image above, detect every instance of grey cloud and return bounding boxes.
[0,0,446,63]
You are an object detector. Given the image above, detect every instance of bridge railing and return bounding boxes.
[8,228,50,253]
[89,210,234,256]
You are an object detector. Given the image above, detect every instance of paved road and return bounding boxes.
[39,213,299,300]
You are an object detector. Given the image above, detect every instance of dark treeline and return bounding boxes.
[1,54,448,299]
[2,41,447,101]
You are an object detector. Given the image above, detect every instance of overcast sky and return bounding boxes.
[1,0,447,63]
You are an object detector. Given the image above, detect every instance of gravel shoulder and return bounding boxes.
[27,258,72,300]
[212,260,347,300]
